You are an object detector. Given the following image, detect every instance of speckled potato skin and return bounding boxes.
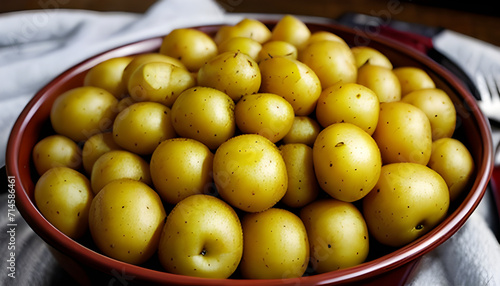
[32,134,82,175]
[313,122,382,202]
[150,138,214,204]
[90,150,151,194]
[300,199,369,273]
[112,101,176,155]
[197,51,261,101]
[171,86,235,150]
[50,86,118,142]
[240,208,309,279]
[213,134,287,212]
[362,163,450,247]
[158,194,243,279]
[234,92,295,143]
[34,167,93,239]
[88,179,166,265]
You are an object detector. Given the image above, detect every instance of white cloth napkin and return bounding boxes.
[1,0,499,285]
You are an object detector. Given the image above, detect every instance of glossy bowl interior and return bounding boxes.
[6,20,493,285]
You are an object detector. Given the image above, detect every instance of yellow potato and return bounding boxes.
[197,51,261,101]
[393,66,436,96]
[401,88,456,140]
[84,56,133,98]
[112,101,176,155]
[159,28,218,72]
[240,208,309,279]
[234,92,295,143]
[50,86,118,142]
[171,87,235,150]
[121,53,185,87]
[279,143,319,208]
[213,134,287,212]
[372,101,432,165]
[270,14,311,50]
[363,163,449,247]
[357,64,401,102]
[127,61,195,107]
[214,18,271,44]
[90,150,151,194]
[32,134,82,175]
[282,116,321,146]
[81,132,122,175]
[88,179,166,265]
[259,56,321,116]
[428,138,475,201]
[313,123,382,202]
[350,46,393,69]
[299,40,357,88]
[218,36,262,61]
[305,31,349,48]
[257,40,298,62]
[34,167,93,239]
[150,138,214,204]
[300,199,369,272]
[315,82,380,135]
[158,194,243,279]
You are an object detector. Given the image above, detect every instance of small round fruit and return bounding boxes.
[121,53,185,87]
[150,138,214,204]
[315,82,379,135]
[84,56,133,98]
[158,194,243,279]
[218,36,262,61]
[81,132,122,175]
[113,101,176,155]
[401,88,456,140]
[305,31,349,48]
[214,18,271,45]
[393,66,436,96]
[270,14,311,50]
[88,179,166,265]
[299,40,357,88]
[159,28,218,72]
[372,101,432,165]
[350,46,393,69]
[363,163,450,247]
[240,208,309,279]
[34,167,93,239]
[357,64,401,102]
[428,138,475,201]
[313,123,382,202]
[300,199,369,273]
[32,134,82,175]
[50,86,118,142]
[171,87,235,150]
[90,150,151,194]
[197,51,261,101]
[282,116,321,146]
[259,56,321,116]
[234,92,295,143]
[257,40,298,62]
[213,134,287,212]
[127,61,195,107]
[279,143,319,208]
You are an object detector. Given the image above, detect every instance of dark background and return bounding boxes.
[1,0,499,46]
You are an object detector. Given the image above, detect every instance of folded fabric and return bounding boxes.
[1,0,499,285]
[0,0,229,167]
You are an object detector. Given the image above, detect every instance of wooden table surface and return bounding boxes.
[2,0,499,47]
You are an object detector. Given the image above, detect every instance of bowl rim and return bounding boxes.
[6,20,494,285]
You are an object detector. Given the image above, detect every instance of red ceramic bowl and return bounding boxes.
[6,20,493,286]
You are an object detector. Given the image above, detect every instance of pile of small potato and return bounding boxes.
[32,15,475,280]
